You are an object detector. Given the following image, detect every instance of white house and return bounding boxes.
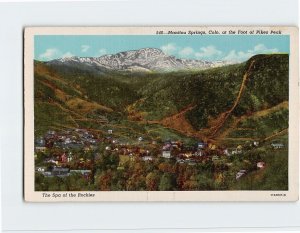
[162,151,172,159]
[257,161,266,169]
[194,150,204,156]
[236,170,247,180]
[212,155,219,161]
[142,156,153,161]
[271,142,284,149]
[253,141,259,147]
[47,130,56,135]
[36,167,45,172]
[35,146,47,153]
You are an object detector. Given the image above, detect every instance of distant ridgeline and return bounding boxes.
[34,53,288,146]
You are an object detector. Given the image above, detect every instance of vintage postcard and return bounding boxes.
[24,27,298,202]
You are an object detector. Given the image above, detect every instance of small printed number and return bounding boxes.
[270,193,286,197]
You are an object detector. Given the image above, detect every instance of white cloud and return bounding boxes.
[253,43,278,53]
[160,43,177,54]
[62,52,74,58]
[223,44,279,62]
[195,46,222,59]
[223,50,253,62]
[97,48,107,56]
[81,45,90,53]
[178,47,194,57]
[39,48,60,60]
[254,44,267,52]
[161,44,223,60]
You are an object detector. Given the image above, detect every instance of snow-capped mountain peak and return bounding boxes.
[48,48,232,72]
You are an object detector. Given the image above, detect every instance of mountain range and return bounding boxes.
[35,53,288,148]
[46,48,232,72]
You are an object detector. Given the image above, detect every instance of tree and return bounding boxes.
[159,173,175,191]
[96,170,112,191]
[195,173,214,190]
[146,172,160,190]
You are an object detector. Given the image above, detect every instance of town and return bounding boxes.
[34,127,285,191]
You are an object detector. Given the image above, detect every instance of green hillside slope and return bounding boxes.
[35,54,288,145]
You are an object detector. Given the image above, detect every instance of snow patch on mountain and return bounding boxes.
[48,48,233,72]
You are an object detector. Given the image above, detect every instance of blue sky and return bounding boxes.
[35,35,289,62]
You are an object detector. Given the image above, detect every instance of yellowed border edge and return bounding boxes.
[24,27,35,202]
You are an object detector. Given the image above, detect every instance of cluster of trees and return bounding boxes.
[35,146,223,191]
[230,107,288,139]
[91,147,239,191]
[232,145,288,190]
[35,172,95,191]
[234,54,288,116]
[94,158,216,191]
[35,140,288,192]
[44,62,142,111]
[39,54,288,128]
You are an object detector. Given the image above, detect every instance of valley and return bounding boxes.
[33,51,289,191]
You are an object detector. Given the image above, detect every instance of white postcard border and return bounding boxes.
[24,26,299,202]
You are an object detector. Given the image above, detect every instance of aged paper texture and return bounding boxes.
[24,27,298,201]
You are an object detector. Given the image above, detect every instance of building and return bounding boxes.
[212,155,219,161]
[197,141,207,149]
[236,170,247,180]
[183,152,193,158]
[47,130,56,135]
[64,138,71,144]
[227,146,242,155]
[162,143,172,151]
[70,170,91,175]
[253,141,259,147]
[67,153,73,162]
[66,141,84,149]
[236,145,243,153]
[112,139,118,144]
[162,150,172,159]
[35,137,47,152]
[35,167,46,173]
[176,158,185,164]
[142,156,153,161]
[89,139,97,144]
[36,137,45,145]
[35,146,47,153]
[223,149,229,156]
[257,161,266,169]
[271,142,284,149]
[194,150,204,156]
[43,171,52,177]
[51,167,69,177]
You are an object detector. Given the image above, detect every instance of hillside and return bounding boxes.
[34,53,289,192]
[34,54,289,146]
